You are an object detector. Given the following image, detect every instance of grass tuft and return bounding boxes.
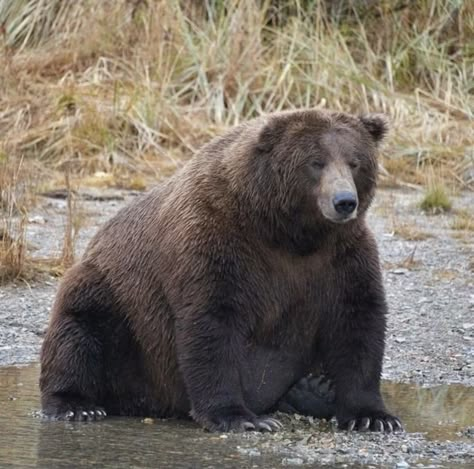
[420,183,453,214]
[0,157,80,284]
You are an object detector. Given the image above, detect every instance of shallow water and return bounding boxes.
[0,364,472,468]
[381,380,474,441]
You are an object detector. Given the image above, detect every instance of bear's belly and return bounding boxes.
[240,344,309,414]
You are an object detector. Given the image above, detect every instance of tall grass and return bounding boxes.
[0,0,472,182]
[0,0,472,281]
[0,156,29,283]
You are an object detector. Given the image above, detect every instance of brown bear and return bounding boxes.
[39,109,403,433]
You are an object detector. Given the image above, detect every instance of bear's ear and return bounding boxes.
[256,118,288,153]
[359,113,389,144]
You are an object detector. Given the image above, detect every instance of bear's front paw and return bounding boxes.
[41,406,107,422]
[194,407,282,433]
[213,415,282,433]
[339,411,403,433]
[41,396,107,422]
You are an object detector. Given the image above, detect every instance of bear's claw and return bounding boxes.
[206,414,282,433]
[345,414,403,433]
[229,416,282,433]
[42,407,107,422]
[257,417,282,432]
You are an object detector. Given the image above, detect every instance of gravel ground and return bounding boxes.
[231,413,474,468]
[0,187,473,467]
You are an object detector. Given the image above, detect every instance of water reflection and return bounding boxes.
[0,364,284,468]
[0,364,473,468]
[382,380,474,440]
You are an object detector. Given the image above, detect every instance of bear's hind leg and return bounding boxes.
[39,265,111,421]
[276,375,336,420]
[40,314,106,421]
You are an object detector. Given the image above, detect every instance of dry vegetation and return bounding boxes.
[391,223,433,241]
[0,0,473,282]
[450,208,474,231]
[384,246,423,271]
[420,180,453,213]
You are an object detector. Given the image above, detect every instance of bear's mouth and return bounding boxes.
[324,211,358,224]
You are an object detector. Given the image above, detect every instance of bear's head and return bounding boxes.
[228,110,387,253]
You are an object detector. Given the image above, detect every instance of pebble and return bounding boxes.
[237,448,261,457]
[396,461,410,468]
[463,427,474,437]
[390,268,409,275]
[28,215,47,224]
[281,457,304,466]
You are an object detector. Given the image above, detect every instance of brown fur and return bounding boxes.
[40,109,402,433]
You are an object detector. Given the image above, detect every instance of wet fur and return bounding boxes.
[40,109,400,432]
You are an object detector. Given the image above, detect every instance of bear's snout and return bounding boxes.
[316,163,358,224]
[333,191,358,216]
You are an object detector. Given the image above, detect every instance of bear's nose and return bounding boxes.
[333,191,357,215]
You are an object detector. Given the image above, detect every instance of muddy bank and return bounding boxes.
[0,187,473,467]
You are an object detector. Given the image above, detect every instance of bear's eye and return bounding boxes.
[311,160,325,170]
[349,160,360,170]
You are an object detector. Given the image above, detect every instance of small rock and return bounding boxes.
[463,426,474,437]
[281,457,304,466]
[358,448,369,457]
[396,461,410,468]
[142,418,154,424]
[462,323,474,330]
[390,268,409,275]
[219,434,228,439]
[336,448,349,454]
[238,448,261,457]
[395,337,407,344]
[28,215,47,224]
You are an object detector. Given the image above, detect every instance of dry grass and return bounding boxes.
[384,247,423,271]
[432,269,459,281]
[0,157,63,283]
[1,1,472,181]
[0,0,473,282]
[392,223,433,241]
[1,157,31,283]
[0,157,80,284]
[450,209,474,231]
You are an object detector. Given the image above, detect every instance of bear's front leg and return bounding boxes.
[321,248,403,433]
[175,310,281,433]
